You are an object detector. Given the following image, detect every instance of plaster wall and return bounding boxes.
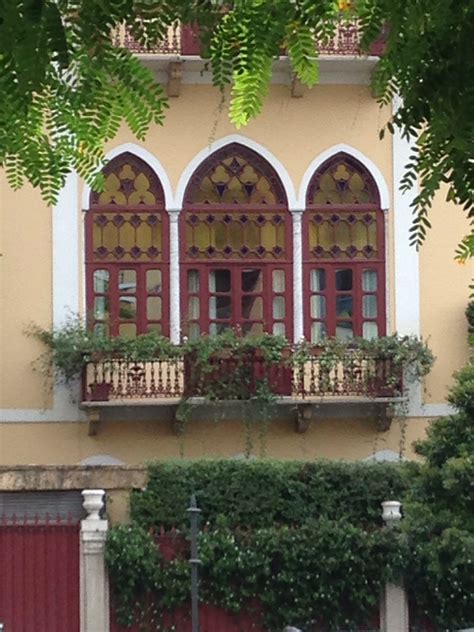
[0,82,471,466]
[419,187,472,402]
[0,417,429,465]
[0,173,53,409]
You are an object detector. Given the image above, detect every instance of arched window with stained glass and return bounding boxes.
[181,143,292,339]
[85,152,169,337]
[303,153,386,343]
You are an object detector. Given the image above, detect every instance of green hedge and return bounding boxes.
[131,459,412,530]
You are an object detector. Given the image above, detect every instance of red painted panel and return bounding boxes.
[0,522,80,632]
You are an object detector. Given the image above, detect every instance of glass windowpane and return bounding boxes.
[273,322,286,337]
[362,270,377,292]
[147,297,162,320]
[336,321,353,340]
[147,323,162,334]
[242,296,263,319]
[363,295,378,318]
[94,297,109,320]
[335,269,353,291]
[93,269,109,293]
[188,296,200,320]
[119,323,137,338]
[119,270,136,294]
[146,270,162,293]
[209,296,231,319]
[311,295,326,319]
[209,322,230,335]
[188,270,199,293]
[119,296,137,320]
[272,270,285,293]
[242,269,263,292]
[363,322,379,340]
[188,323,201,340]
[310,269,326,292]
[94,323,109,336]
[243,322,265,336]
[336,296,353,317]
[273,296,285,319]
[209,269,231,292]
[311,321,326,344]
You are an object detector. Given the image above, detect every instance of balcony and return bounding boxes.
[81,347,403,435]
[113,20,385,58]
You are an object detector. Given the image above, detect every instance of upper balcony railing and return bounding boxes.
[113,21,385,58]
[82,348,402,403]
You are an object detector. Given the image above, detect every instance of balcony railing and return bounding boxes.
[113,20,384,58]
[82,349,402,403]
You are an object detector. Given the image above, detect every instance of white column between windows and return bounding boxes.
[168,210,181,344]
[392,97,423,415]
[392,97,420,338]
[292,210,304,343]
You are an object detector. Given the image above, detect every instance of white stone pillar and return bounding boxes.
[291,210,304,343]
[380,500,409,632]
[169,210,181,344]
[80,489,109,632]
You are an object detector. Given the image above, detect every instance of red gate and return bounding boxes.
[0,517,80,632]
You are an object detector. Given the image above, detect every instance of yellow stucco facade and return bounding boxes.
[0,79,471,465]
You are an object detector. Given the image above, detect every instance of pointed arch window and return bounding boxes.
[181,143,292,339]
[303,153,386,342]
[85,152,169,337]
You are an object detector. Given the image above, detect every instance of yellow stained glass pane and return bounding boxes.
[135,222,152,252]
[99,174,126,205]
[318,222,333,251]
[102,222,118,253]
[334,221,351,251]
[119,222,135,253]
[214,221,226,250]
[244,222,260,250]
[150,222,162,253]
[308,222,319,251]
[261,223,276,251]
[228,222,244,250]
[193,221,210,250]
[368,221,377,252]
[276,224,285,249]
[128,173,155,205]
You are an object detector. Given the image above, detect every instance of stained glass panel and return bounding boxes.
[91,153,164,206]
[184,212,287,260]
[184,144,286,205]
[307,154,379,205]
[91,212,163,262]
[307,211,378,260]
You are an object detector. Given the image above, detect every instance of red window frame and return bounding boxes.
[303,154,386,341]
[180,143,293,339]
[85,153,170,337]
